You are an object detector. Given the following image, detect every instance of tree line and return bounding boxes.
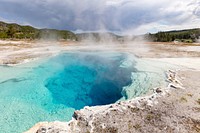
[145,29,200,43]
[0,21,77,40]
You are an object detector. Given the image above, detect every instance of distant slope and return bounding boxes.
[76,29,200,43]
[1,21,199,43]
[76,32,124,42]
[146,28,200,43]
[0,21,77,40]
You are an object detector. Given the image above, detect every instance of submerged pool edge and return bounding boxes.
[0,51,175,133]
[25,69,180,133]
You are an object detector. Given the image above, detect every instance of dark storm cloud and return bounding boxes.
[0,0,199,34]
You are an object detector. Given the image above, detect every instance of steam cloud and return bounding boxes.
[0,0,200,34]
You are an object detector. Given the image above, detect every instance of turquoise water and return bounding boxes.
[0,51,136,133]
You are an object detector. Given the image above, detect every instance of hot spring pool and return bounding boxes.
[0,51,167,133]
[45,52,135,109]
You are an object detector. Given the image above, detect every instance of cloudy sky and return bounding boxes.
[0,0,200,34]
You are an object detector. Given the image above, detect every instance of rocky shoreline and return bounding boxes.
[25,69,200,133]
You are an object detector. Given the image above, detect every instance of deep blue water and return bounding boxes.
[0,51,136,133]
[45,52,135,109]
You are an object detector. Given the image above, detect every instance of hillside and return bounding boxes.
[76,29,200,43]
[76,32,124,42]
[0,21,199,43]
[146,28,200,43]
[0,21,77,40]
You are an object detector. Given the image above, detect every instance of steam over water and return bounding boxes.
[0,51,138,133]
